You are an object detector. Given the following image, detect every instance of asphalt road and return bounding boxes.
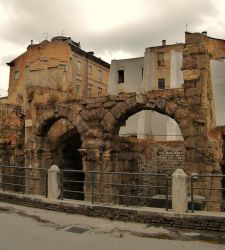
[0,202,225,250]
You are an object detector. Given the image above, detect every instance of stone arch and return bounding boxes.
[35,105,89,137]
[102,92,184,136]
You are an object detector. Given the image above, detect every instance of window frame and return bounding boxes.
[157,52,165,67]
[158,78,165,89]
[118,70,124,83]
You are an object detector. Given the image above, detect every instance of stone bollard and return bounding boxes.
[48,165,61,200]
[172,169,187,213]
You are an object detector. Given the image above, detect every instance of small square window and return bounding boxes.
[118,70,124,83]
[158,78,165,89]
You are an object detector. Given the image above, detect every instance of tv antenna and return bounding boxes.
[44,32,49,40]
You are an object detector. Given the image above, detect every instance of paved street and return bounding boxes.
[0,202,225,250]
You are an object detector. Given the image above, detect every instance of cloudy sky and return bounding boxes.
[0,0,225,96]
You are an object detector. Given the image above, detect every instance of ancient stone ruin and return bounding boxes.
[1,32,225,211]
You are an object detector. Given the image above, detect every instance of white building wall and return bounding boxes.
[170,51,183,88]
[108,57,144,137]
[108,50,184,140]
[210,60,225,126]
[108,57,144,95]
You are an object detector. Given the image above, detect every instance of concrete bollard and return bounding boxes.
[48,165,61,200]
[172,169,187,213]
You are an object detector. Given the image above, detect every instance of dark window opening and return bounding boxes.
[158,79,165,89]
[118,70,124,83]
[157,52,164,67]
[142,68,144,79]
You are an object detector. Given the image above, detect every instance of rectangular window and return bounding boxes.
[87,88,92,97]
[98,70,103,82]
[142,68,144,79]
[76,84,81,94]
[88,65,92,75]
[157,52,164,67]
[14,71,20,80]
[98,87,102,96]
[77,61,81,75]
[158,78,165,89]
[118,70,124,83]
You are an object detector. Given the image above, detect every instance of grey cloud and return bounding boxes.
[0,0,221,62]
[81,0,219,58]
[0,55,17,65]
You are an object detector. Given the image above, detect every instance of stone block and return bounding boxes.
[172,169,187,213]
[183,69,201,81]
[101,112,117,132]
[111,102,129,120]
[155,98,166,111]
[48,165,61,200]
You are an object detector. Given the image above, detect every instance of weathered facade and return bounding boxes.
[1,32,225,210]
[108,39,184,140]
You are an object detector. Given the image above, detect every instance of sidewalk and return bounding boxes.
[0,202,225,250]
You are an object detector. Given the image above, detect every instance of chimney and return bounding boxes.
[202,31,207,36]
[162,40,166,46]
[31,40,33,45]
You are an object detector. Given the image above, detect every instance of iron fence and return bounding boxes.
[190,174,225,212]
[61,169,170,210]
[0,164,48,197]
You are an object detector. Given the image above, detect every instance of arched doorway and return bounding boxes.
[47,119,84,200]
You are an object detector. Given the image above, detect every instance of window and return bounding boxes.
[14,71,20,80]
[157,52,164,67]
[142,68,144,79]
[118,70,124,83]
[87,88,92,97]
[98,70,103,82]
[76,84,81,94]
[77,61,81,75]
[98,87,102,96]
[158,78,165,89]
[88,65,92,75]
[87,84,93,97]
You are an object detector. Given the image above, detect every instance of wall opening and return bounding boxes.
[48,119,84,200]
[119,110,183,141]
[114,109,185,206]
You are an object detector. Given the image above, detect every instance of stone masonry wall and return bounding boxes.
[117,137,185,205]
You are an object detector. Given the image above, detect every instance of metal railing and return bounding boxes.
[0,164,48,197]
[190,174,225,212]
[61,169,170,210]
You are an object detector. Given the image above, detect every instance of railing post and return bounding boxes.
[91,172,94,204]
[191,176,194,213]
[172,169,187,213]
[2,176,4,192]
[45,169,48,198]
[61,170,64,200]
[47,165,61,200]
[165,175,169,211]
[126,180,129,207]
